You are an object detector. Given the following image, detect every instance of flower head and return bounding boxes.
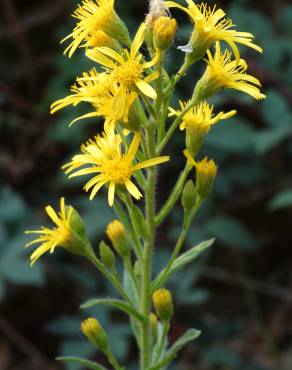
[152,288,174,321]
[170,100,237,132]
[166,0,262,61]
[63,130,169,206]
[50,69,136,128]
[154,16,177,50]
[61,0,130,57]
[25,198,91,265]
[170,101,236,156]
[86,23,160,118]
[184,150,217,199]
[194,42,266,101]
[81,317,108,352]
[147,0,170,26]
[106,220,129,256]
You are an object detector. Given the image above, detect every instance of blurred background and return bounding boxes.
[1,0,292,369]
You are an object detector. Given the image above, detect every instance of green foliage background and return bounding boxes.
[0,0,292,369]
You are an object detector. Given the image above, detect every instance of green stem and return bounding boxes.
[140,123,157,370]
[174,59,191,85]
[87,253,133,306]
[155,164,192,226]
[105,347,123,370]
[152,201,201,292]
[142,95,157,120]
[157,95,199,155]
[155,321,169,363]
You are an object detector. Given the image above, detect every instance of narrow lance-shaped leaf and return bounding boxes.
[80,298,146,322]
[149,329,201,370]
[152,239,214,291]
[57,356,107,370]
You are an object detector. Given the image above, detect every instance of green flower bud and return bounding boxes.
[152,288,173,322]
[182,180,197,212]
[195,157,218,199]
[106,220,129,257]
[99,241,115,269]
[81,317,108,352]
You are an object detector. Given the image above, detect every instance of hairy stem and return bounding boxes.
[140,123,157,370]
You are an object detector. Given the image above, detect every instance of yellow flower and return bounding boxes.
[63,130,170,206]
[146,0,170,26]
[86,23,160,118]
[170,101,236,156]
[166,0,262,61]
[194,42,266,101]
[50,69,136,128]
[169,100,237,132]
[184,149,217,199]
[25,198,73,265]
[61,0,130,57]
[154,16,177,50]
[106,220,128,256]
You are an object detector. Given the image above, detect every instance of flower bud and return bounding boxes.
[81,318,108,352]
[106,220,129,256]
[195,157,218,199]
[150,313,158,340]
[152,288,173,322]
[154,16,177,50]
[99,241,115,269]
[182,180,197,212]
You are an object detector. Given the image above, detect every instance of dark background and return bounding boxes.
[1,0,292,369]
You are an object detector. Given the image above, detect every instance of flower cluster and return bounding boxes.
[25,1,265,369]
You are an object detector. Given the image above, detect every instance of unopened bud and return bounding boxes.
[152,288,173,322]
[99,241,115,269]
[150,313,158,340]
[106,220,129,256]
[195,157,217,199]
[154,16,177,50]
[81,318,108,352]
[182,180,197,212]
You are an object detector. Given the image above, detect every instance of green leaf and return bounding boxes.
[152,239,214,291]
[123,267,139,308]
[268,189,292,211]
[171,238,214,272]
[168,328,201,355]
[150,329,201,370]
[80,298,146,322]
[57,357,107,370]
[205,217,257,251]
